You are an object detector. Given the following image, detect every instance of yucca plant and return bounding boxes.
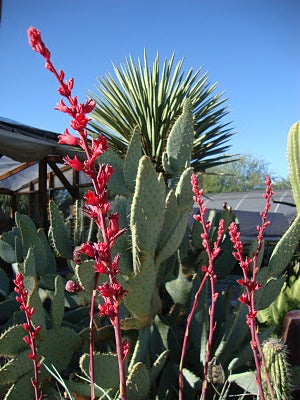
[89,51,234,174]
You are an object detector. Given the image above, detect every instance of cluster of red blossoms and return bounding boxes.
[191,173,225,277]
[14,273,41,361]
[14,273,41,397]
[27,27,128,332]
[229,176,273,325]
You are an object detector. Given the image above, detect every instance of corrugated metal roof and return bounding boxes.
[194,190,296,241]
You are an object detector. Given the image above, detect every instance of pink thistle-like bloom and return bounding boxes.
[65,280,83,293]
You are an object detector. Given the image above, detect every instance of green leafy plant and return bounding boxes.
[89,51,234,174]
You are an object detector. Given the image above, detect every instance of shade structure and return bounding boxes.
[0,117,88,230]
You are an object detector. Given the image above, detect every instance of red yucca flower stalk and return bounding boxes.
[27,27,129,400]
[229,176,275,400]
[179,174,224,400]
[14,273,42,400]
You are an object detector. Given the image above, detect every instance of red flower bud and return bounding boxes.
[23,335,31,345]
[122,339,130,361]
[27,27,50,61]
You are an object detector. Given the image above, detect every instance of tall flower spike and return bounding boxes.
[179,173,224,400]
[14,273,42,400]
[27,27,128,400]
[229,176,275,400]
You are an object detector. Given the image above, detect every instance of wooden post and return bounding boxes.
[73,169,79,200]
[29,182,34,219]
[38,158,48,230]
[10,193,16,221]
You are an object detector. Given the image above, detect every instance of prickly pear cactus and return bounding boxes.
[0,248,82,399]
[262,338,292,400]
[288,121,300,213]
[162,98,194,184]
[83,102,196,328]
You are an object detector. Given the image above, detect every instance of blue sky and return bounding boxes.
[0,0,299,179]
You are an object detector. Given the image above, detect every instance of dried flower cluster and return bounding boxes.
[27,26,128,399]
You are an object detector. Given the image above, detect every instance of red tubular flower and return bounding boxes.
[112,254,120,275]
[93,261,108,274]
[97,164,114,190]
[91,137,108,160]
[80,242,95,258]
[84,190,100,206]
[94,242,109,262]
[238,293,250,306]
[83,193,110,219]
[55,100,75,117]
[64,155,83,171]
[70,113,91,131]
[107,213,120,237]
[77,99,96,114]
[83,205,101,221]
[58,128,79,146]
